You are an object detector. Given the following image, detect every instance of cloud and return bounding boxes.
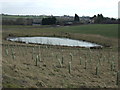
[1,0,119,18]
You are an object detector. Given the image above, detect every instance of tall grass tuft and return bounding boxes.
[5,48,8,56]
[35,55,39,66]
[38,54,42,62]
[70,53,73,61]
[32,47,35,60]
[116,71,119,85]
[79,57,82,65]
[84,60,87,69]
[11,48,15,60]
[110,61,115,71]
[61,56,64,64]
[96,64,99,75]
[58,59,62,68]
[116,71,119,86]
[68,62,71,74]
[56,54,58,60]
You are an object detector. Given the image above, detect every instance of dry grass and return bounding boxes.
[2,25,119,88]
[2,44,118,88]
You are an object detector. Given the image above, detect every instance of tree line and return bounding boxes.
[2,14,119,25]
[92,14,118,24]
[42,16,56,25]
[2,18,33,25]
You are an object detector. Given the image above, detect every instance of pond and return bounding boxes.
[7,37,103,48]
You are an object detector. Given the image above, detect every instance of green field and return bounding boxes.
[2,14,46,19]
[3,24,118,38]
[60,24,118,38]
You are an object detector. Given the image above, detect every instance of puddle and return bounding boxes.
[7,37,103,48]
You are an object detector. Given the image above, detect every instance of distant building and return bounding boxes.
[80,16,93,24]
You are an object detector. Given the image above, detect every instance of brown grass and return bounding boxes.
[2,25,119,88]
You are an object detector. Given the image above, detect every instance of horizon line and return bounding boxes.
[1,13,118,19]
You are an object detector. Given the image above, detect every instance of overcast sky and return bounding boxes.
[0,0,119,18]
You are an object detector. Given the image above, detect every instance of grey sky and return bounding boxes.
[1,0,119,18]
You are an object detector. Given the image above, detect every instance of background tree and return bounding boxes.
[16,18,24,25]
[42,16,56,25]
[74,14,79,22]
[25,18,33,25]
[92,14,118,24]
[94,14,104,24]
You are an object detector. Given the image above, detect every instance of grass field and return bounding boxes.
[2,15,46,19]
[3,24,118,38]
[2,24,119,88]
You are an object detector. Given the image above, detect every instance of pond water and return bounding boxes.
[7,37,102,48]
